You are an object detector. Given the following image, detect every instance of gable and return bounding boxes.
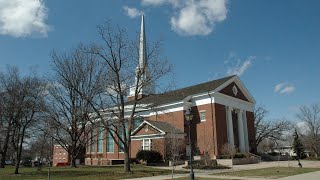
[219,82,249,102]
[133,123,162,136]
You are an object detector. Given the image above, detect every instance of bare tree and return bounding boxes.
[296,104,320,157]
[0,67,46,174]
[47,47,107,167]
[81,21,172,172]
[28,130,52,167]
[221,143,237,158]
[254,106,292,149]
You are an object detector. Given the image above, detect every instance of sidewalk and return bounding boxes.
[123,160,320,180]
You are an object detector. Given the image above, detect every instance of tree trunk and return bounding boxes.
[0,123,13,168]
[70,155,77,168]
[0,153,6,168]
[123,143,131,172]
[14,127,26,174]
[14,144,22,174]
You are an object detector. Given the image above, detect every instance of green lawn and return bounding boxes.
[215,167,320,179]
[0,165,183,180]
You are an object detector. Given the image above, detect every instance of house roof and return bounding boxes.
[131,120,184,136]
[129,75,235,106]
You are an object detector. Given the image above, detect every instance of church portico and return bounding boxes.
[226,106,250,153]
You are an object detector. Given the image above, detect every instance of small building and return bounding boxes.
[53,144,69,166]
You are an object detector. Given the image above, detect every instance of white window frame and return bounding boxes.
[199,110,206,122]
[141,139,152,150]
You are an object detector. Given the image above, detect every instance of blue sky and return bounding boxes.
[0,0,319,122]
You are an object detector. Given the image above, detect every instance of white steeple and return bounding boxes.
[139,15,147,69]
[128,15,154,100]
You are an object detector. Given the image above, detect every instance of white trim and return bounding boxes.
[132,135,165,140]
[148,106,184,116]
[131,133,165,139]
[214,92,254,112]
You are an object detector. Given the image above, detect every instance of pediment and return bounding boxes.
[219,82,249,102]
[215,76,255,103]
[131,122,163,136]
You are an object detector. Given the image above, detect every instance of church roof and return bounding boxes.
[129,75,235,106]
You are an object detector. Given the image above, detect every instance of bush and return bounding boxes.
[233,153,245,158]
[219,155,231,159]
[136,150,163,164]
[268,152,280,156]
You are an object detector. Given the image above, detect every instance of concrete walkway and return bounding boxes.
[123,160,320,180]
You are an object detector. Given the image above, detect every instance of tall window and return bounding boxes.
[141,139,152,150]
[118,127,125,152]
[90,129,95,153]
[200,111,206,122]
[97,126,103,153]
[107,130,114,153]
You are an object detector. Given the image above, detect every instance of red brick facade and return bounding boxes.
[53,145,68,166]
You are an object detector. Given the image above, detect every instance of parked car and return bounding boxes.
[32,161,42,167]
[21,159,32,167]
[5,160,13,165]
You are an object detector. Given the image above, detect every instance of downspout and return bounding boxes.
[208,92,217,157]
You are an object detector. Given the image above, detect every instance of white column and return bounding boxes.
[226,106,234,145]
[237,110,246,153]
[243,111,249,152]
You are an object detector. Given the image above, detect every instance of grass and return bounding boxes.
[0,164,184,180]
[215,167,320,179]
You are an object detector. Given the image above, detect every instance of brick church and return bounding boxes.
[84,16,256,165]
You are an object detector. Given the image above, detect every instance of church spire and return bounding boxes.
[128,15,154,100]
[139,15,147,69]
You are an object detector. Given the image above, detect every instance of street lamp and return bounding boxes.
[185,109,194,180]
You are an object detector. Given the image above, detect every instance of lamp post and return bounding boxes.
[185,109,194,180]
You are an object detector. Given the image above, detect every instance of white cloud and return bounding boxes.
[171,0,227,36]
[274,83,286,93]
[226,56,255,76]
[140,0,228,36]
[0,0,50,37]
[141,0,181,7]
[274,82,295,95]
[123,6,144,19]
[279,85,295,94]
[141,0,167,6]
